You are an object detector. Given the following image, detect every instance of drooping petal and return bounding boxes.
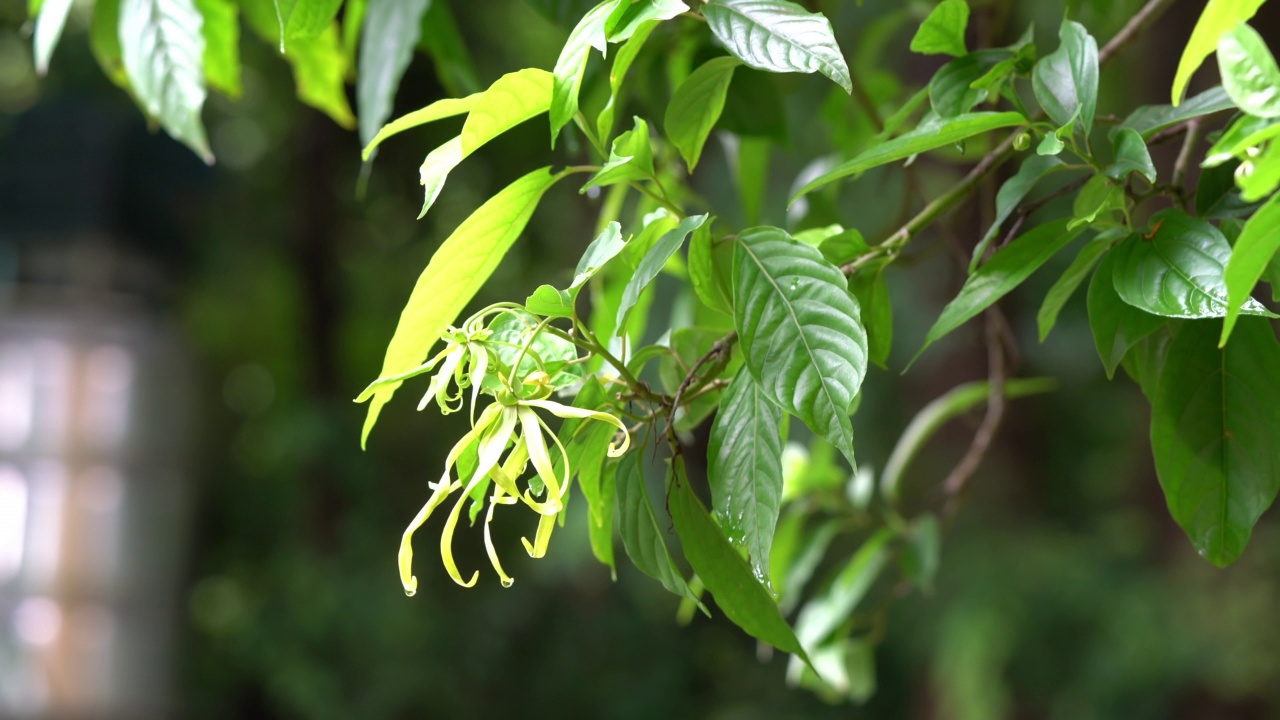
[521,399,631,456]
[518,406,563,507]
[467,342,489,427]
[483,487,517,587]
[418,347,465,412]
[440,407,518,587]
[521,511,558,559]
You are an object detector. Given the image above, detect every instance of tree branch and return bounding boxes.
[941,308,1008,521]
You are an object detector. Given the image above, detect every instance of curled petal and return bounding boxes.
[521,511,558,559]
[440,407,518,587]
[418,347,465,412]
[483,487,516,588]
[356,346,451,403]
[521,399,631,456]
[518,406,564,503]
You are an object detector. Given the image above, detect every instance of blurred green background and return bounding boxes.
[3,0,1280,718]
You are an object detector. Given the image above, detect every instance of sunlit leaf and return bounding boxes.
[703,0,851,92]
[1222,193,1280,344]
[909,0,968,57]
[120,0,213,162]
[616,214,708,330]
[665,56,740,171]
[1171,0,1266,104]
[195,0,242,97]
[550,0,617,146]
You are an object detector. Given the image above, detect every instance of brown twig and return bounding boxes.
[991,175,1092,255]
[1171,119,1203,209]
[941,308,1009,521]
[666,332,737,434]
[1097,0,1177,68]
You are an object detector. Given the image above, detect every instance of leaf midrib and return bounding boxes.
[708,0,846,82]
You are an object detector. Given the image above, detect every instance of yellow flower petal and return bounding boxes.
[521,398,631,456]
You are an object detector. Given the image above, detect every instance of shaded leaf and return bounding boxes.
[793,529,892,650]
[1088,250,1168,377]
[617,214,708,330]
[1037,234,1113,342]
[1119,86,1235,138]
[1031,20,1098,135]
[615,452,701,603]
[357,0,431,145]
[597,19,656,141]
[929,49,1012,118]
[972,153,1065,271]
[689,220,734,315]
[665,56,740,171]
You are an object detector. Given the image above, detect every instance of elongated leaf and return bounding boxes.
[284,0,342,40]
[972,154,1065,271]
[917,219,1083,359]
[1223,193,1280,344]
[419,0,481,96]
[592,459,618,575]
[418,69,554,217]
[616,214,708,330]
[33,0,73,75]
[358,168,561,447]
[1152,318,1280,566]
[1107,128,1157,183]
[703,0,851,93]
[793,529,892,650]
[880,378,1054,502]
[1088,250,1168,378]
[733,227,867,467]
[285,25,356,129]
[597,19,656,141]
[615,452,700,602]
[1111,209,1276,319]
[194,0,242,97]
[793,112,1026,200]
[929,49,1012,118]
[668,459,807,658]
[90,0,128,87]
[1205,114,1280,166]
[850,258,892,367]
[525,221,626,317]
[582,116,655,190]
[357,0,431,146]
[1119,86,1235,138]
[550,0,617,146]
[665,56,739,171]
[1031,20,1098,135]
[1037,235,1112,342]
[1069,174,1125,230]
[605,0,686,42]
[1172,0,1267,104]
[1238,138,1280,201]
[909,0,968,57]
[708,369,784,581]
[689,220,734,315]
[1218,23,1280,119]
[362,94,479,160]
[120,0,213,162]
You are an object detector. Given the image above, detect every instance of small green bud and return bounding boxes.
[1013,132,1031,151]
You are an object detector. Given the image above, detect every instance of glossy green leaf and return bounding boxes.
[1106,128,1157,183]
[1069,174,1124,230]
[1119,86,1235,139]
[1031,20,1098,135]
[708,369,785,580]
[734,227,868,468]
[793,529,892,650]
[972,154,1064,271]
[194,0,242,98]
[285,25,357,129]
[550,0,617,146]
[526,221,627,317]
[417,69,554,218]
[850,259,892,367]
[665,56,739,171]
[356,0,431,145]
[909,0,968,58]
[1088,250,1168,378]
[880,378,1054,501]
[1172,0,1267,104]
[918,219,1083,359]
[1204,114,1279,166]
[1238,138,1280,201]
[592,459,618,575]
[284,0,343,40]
[362,94,478,160]
[1111,209,1277,319]
[120,0,213,162]
[1037,234,1112,342]
[597,19,655,140]
[1035,116,1071,156]
[1151,318,1280,566]
[689,221,734,315]
[358,167,562,447]
[33,0,73,75]
[605,0,686,42]
[793,112,1026,200]
[1217,23,1280,118]
[702,0,851,93]
[929,49,1012,118]
[668,459,807,658]
[583,116,655,190]
[1222,193,1280,344]
[617,214,708,330]
[615,452,701,603]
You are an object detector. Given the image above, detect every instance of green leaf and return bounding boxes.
[592,459,619,574]
[1197,160,1263,219]
[33,0,73,75]
[792,112,1026,200]
[1223,193,1280,344]
[1204,114,1279,166]
[1088,250,1168,378]
[356,0,431,145]
[1119,86,1235,139]
[689,221,734,316]
[616,214,708,330]
[1151,317,1280,566]
[849,259,892,367]
[605,0,686,42]
[1031,20,1098,135]
[358,167,562,447]
[90,0,127,88]
[702,0,851,93]
[909,0,968,58]
[771,513,839,612]
[1106,128,1157,184]
[284,0,343,40]
[419,0,482,97]
[285,25,357,129]
[1035,116,1072,157]
[486,310,583,386]
[1037,234,1112,342]
[120,0,213,162]
[1217,23,1280,118]
[362,94,479,160]
[194,0,242,98]
[972,154,1065,272]
[879,378,1054,501]
[929,49,1012,118]
[664,56,739,172]
[526,221,627,316]
[582,116,655,191]
[735,137,770,226]
[615,452,701,603]
[418,69,555,218]
[597,19,656,141]
[733,227,868,468]
[917,219,1083,360]
[1069,174,1124,230]
[901,515,940,594]
[708,369,785,581]
[793,529,892,650]
[1238,139,1280,201]
[1172,0,1267,104]
[668,459,807,658]
[550,0,617,146]
[1111,209,1277,319]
